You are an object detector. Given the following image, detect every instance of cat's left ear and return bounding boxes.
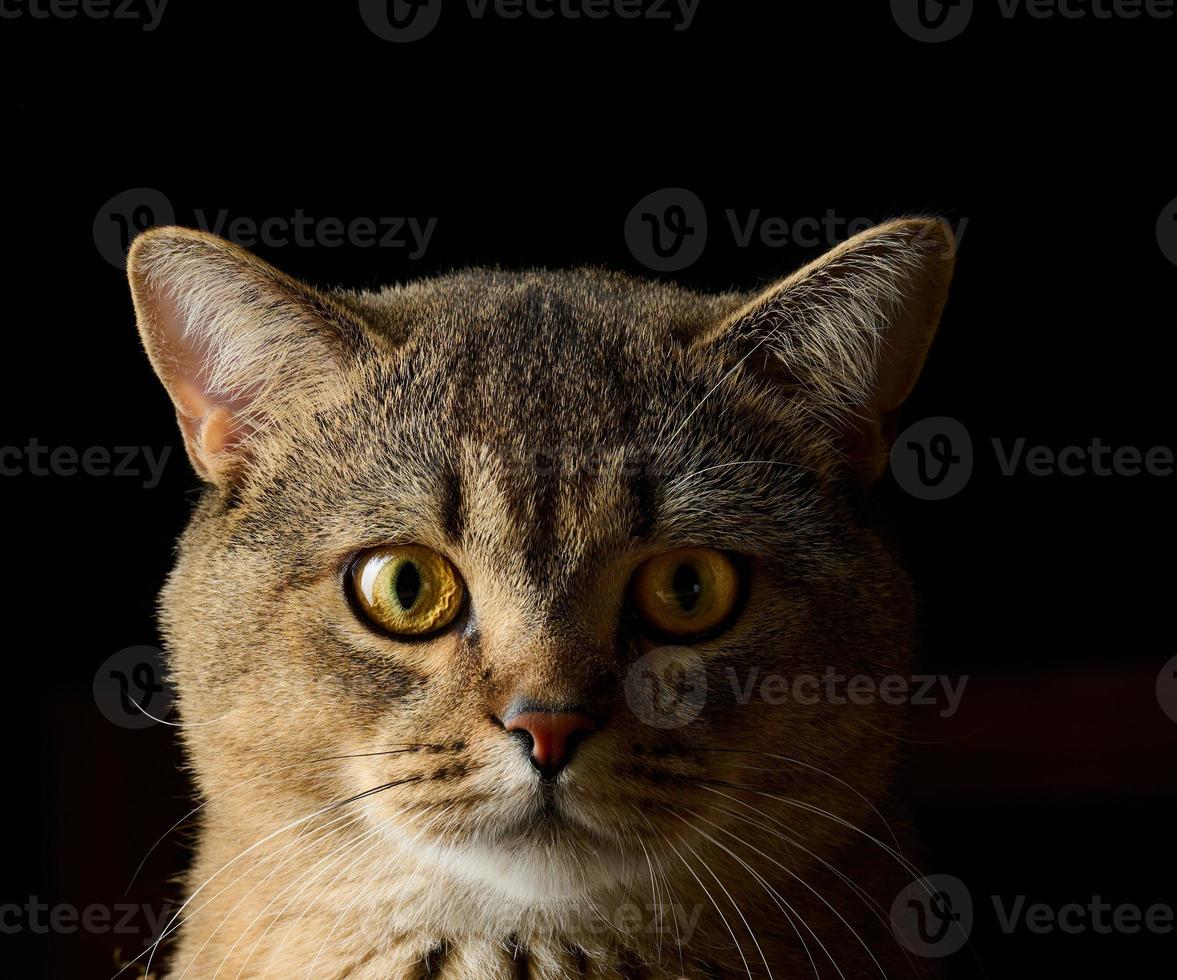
[695,217,957,483]
[127,227,372,484]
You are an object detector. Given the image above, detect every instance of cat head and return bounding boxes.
[128,219,953,910]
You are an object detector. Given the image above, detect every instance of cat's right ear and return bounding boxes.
[127,227,370,484]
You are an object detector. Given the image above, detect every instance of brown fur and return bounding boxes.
[127,218,954,978]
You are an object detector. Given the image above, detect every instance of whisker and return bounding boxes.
[297,825,398,979]
[200,804,383,974]
[708,795,884,918]
[169,809,366,977]
[119,692,236,729]
[706,797,921,980]
[303,802,455,979]
[678,804,886,979]
[664,459,811,495]
[691,778,945,916]
[131,774,423,979]
[672,808,820,980]
[113,809,355,980]
[633,831,665,962]
[678,828,775,979]
[658,827,755,980]
[180,812,365,978]
[637,812,688,977]
[693,747,904,857]
[245,819,396,978]
[652,328,778,469]
[125,744,434,894]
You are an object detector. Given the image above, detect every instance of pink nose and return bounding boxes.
[503,709,598,778]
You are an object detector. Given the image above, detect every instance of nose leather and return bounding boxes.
[503,710,597,777]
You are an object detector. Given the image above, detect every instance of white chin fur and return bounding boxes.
[393,822,634,905]
[450,838,632,903]
[377,759,637,905]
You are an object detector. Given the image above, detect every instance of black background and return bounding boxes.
[3,1,1175,976]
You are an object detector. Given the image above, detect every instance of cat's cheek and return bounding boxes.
[354,629,465,680]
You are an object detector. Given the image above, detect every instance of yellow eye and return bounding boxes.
[629,548,741,639]
[350,545,465,637]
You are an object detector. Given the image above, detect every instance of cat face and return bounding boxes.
[129,221,952,908]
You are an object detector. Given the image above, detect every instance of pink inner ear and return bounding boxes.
[151,282,256,476]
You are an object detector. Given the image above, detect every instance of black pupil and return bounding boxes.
[395,562,421,610]
[672,562,702,612]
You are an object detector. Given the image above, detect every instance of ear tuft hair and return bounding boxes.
[127,227,370,483]
[696,217,956,482]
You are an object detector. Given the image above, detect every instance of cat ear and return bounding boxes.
[696,217,956,484]
[127,227,370,484]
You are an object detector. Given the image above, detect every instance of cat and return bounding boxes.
[126,215,954,978]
